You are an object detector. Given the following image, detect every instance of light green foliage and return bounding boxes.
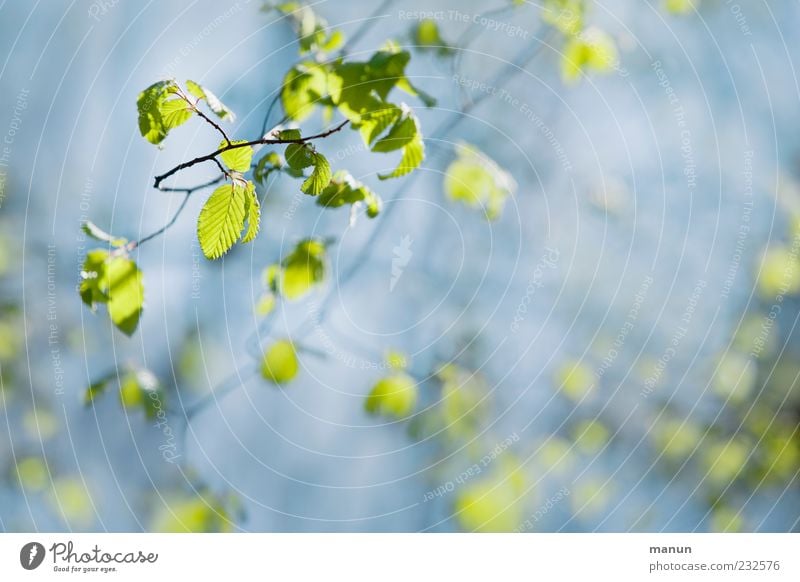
[48,477,94,527]
[572,419,610,454]
[186,80,235,121]
[219,141,254,172]
[435,364,490,439]
[385,350,408,370]
[253,239,327,317]
[454,457,525,532]
[301,151,332,195]
[278,238,327,300]
[151,492,233,533]
[542,0,585,36]
[86,367,163,420]
[197,181,258,259]
[365,372,417,418]
[756,246,800,298]
[137,80,180,145]
[652,418,703,461]
[261,339,300,384]
[561,27,618,83]
[278,46,430,180]
[15,457,49,492]
[703,438,751,486]
[266,2,344,55]
[80,249,144,335]
[712,352,757,403]
[554,359,595,401]
[664,0,695,15]
[444,142,516,220]
[137,79,234,145]
[411,19,453,57]
[281,63,329,122]
[316,171,381,218]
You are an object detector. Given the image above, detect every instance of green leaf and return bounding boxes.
[561,27,618,83]
[137,80,181,145]
[284,143,315,171]
[365,372,417,418]
[542,0,584,36]
[219,141,253,172]
[412,19,454,57]
[197,183,248,259]
[301,152,331,195]
[279,238,327,300]
[277,129,302,140]
[160,98,193,130]
[85,373,115,405]
[444,142,516,220]
[241,182,260,244]
[186,80,235,121]
[104,256,145,336]
[378,115,424,180]
[261,339,299,384]
[80,250,145,335]
[358,105,401,146]
[371,111,417,153]
[316,171,381,217]
[664,0,695,14]
[81,221,127,247]
[281,63,328,122]
[256,293,276,317]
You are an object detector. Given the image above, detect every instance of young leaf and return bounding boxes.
[284,143,315,171]
[378,130,424,180]
[241,182,260,244]
[281,64,327,122]
[365,372,418,418]
[279,238,327,300]
[277,128,302,140]
[80,250,145,335]
[316,171,381,218]
[219,141,253,172]
[137,80,179,145]
[300,152,332,195]
[160,98,193,130]
[444,142,516,220]
[261,339,299,385]
[186,80,236,121]
[561,27,618,83]
[371,112,417,153]
[197,183,248,259]
[411,19,454,57]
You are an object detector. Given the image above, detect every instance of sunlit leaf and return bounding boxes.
[365,372,417,418]
[261,339,299,385]
[197,183,248,259]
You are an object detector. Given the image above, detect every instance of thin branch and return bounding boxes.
[157,173,225,194]
[260,92,283,138]
[128,192,192,251]
[194,106,232,145]
[153,119,349,189]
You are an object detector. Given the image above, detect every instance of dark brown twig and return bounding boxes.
[153,119,349,189]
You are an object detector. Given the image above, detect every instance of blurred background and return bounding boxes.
[0,0,799,532]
